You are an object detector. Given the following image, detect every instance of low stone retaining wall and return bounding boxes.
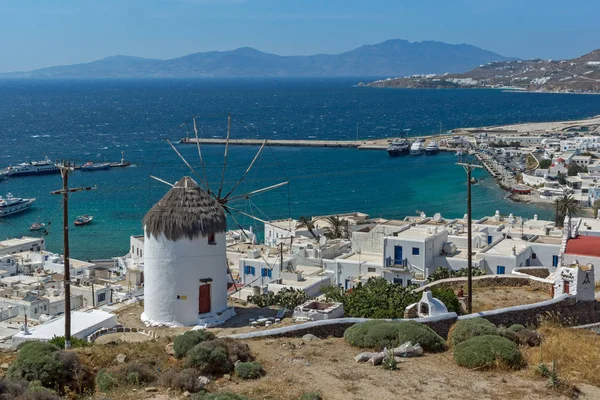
[417,274,553,294]
[226,313,459,341]
[87,326,159,342]
[226,296,600,341]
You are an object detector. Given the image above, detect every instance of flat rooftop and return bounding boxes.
[486,239,530,256]
[344,252,382,264]
[579,218,600,234]
[393,227,441,240]
[0,237,42,249]
[531,236,562,245]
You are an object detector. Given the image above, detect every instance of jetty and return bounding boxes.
[181,137,383,149]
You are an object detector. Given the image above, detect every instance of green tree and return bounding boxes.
[323,216,349,239]
[593,199,600,218]
[554,194,580,227]
[557,172,567,185]
[539,159,551,169]
[567,163,587,176]
[323,277,419,319]
[298,216,319,239]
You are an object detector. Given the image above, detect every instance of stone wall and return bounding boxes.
[226,296,600,341]
[513,267,550,279]
[418,275,553,294]
[87,326,159,342]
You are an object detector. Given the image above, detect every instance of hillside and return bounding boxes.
[366,49,600,93]
[2,40,512,78]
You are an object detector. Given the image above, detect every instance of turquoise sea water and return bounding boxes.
[2,78,600,259]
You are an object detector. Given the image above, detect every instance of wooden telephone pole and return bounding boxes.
[50,161,96,349]
[456,161,483,314]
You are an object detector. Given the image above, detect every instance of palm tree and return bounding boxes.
[298,215,319,239]
[324,215,349,239]
[554,194,580,227]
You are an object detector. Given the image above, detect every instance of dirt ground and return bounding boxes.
[470,286,552,313]
[209,336,600,400]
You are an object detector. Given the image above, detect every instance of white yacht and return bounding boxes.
[410,141,424,155]
[425,140,439,155]
[0,193,36,217]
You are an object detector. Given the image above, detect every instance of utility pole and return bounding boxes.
[50,160,96,349]
[280,242,284,272]
[456,161,483,314]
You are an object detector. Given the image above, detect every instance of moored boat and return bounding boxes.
[387,139,410,156]
[410,141,424,155]
[74,215,94,226]
[81,162,111,171]
[29,221,46,231]
[425,140,439,155]
[2,157,59,177]
[0,193,35,217]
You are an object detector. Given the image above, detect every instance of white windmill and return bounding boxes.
[142,115,289,327]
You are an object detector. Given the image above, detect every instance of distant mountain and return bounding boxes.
[367,49,600,93]
[2,40,513,78]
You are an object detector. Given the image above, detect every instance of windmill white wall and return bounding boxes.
[142,231,234,327]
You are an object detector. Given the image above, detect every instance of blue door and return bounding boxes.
[552,255,559,267]
[394,246,403,264]
[487,235,493,245]
[497,266,506,274]
[526,258,531,266]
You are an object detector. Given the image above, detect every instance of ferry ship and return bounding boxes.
[0,193,35,217]
[2,157,59,177]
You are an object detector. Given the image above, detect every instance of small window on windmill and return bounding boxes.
[420,302,429,316]
[208,232,216,245]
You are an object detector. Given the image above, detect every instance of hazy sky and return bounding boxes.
[1,0,598,72]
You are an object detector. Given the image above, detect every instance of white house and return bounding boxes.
[0,237,44,256]
[141,176,235,327]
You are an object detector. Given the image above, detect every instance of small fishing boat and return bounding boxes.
[74,215,94,226]
[81,162,111,172]
[29,221,46,231]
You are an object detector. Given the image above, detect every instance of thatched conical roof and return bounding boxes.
[143,176,226,241]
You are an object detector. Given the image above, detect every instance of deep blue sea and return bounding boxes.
[2,78,600,259]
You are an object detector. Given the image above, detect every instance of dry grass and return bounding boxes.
[470,286,551,313]
[522,323,600,387]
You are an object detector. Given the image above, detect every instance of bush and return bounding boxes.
[508,324,525,333]
[47,336,90,349]
[159,368,205,393]
[174,330,216,358]
[116,363,156,385]
[430,287,462,315]
[234,362,264,380]
[0,378,29,400]
[448,318,498,347]
[426,267,486,283]
[298,393,322,400]
[193,393,252,400]
[96,368,119,392]
[198,339,253,364]
[497,326,518,343]
[344,320,446,352]
[247,288,311,310]
[8,342,93,394]
[19,382,60,400]
[186,345,233,375]
[453,335,524,370]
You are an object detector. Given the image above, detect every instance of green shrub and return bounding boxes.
[515,329,543,347]
[47,336,90,349]
[174,330,216,358]
[324,278,419,319]
[116,363,156,384]
[0,378,29,400]
[431,287,462,315]
[8,342,93,394]
[426,267,486,283]
[247,288,311,310]
[344,320,446,352]
[193,393,252,400]
[234,362,264,380]
[453,335,524,370]
[448,318,498,347]
[186,345,233,375]
[159,368,205,393]
[96,368,119,392]
[508,324,525,333]
[497,326,518,343]
[298,393,322,400]
[20,382,60,400]
[198,338,253,364]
